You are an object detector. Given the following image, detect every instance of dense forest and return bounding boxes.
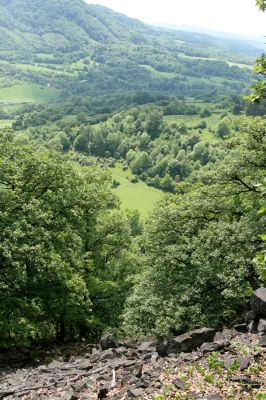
[0,0,265,351]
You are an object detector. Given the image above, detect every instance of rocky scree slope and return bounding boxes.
[0,289,266,400]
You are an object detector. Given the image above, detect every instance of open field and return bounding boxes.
[0,119,13,128]
[0,83,61,105]
[110,164,163,217]
[73,160,163,217]
[139,64,177,78]
[178,53,253,69]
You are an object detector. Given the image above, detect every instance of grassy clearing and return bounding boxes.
[164,113,220,144]
[0,60,75,76]
[0,83,61,104]
[72,160,162,217]
[60,115,77,123]
[164,112,229,128]
[139,65,177,79]
[0,119,13,128]
[11,63,74,76]
[178,53,252,69]
[110,164,163,217]
[70,59,86,70]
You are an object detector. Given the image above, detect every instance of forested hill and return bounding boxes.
[0,0,263,100]
[0,0,262,63]
[0,0,156,59]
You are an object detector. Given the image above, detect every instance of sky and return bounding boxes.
[85,0,266,36]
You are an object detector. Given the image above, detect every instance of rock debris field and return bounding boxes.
[0,288,266,400]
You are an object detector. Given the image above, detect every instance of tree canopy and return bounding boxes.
[0,130,136,345]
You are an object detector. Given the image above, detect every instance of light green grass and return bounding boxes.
[164,113,223,144]
[70,60,85,69]
[139,64,177,79]
[178,53,252,69]
[110,164,163,217]
[0,119,13,128]
[12,63,74,76]
[164,114,201,125]
[0,83,61,104]
[0,61,75,76]
[60,115,77,123]
[164,112,225,127]
[72,160,163,217]
[35,53,56,60]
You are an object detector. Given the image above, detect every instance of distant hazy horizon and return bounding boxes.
[85,0,265,37]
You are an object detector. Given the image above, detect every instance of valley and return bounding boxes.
[0,1,265,398]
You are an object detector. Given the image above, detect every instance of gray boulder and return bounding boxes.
[100,333,119,350]
[250,287,266,318]
[167,327,215,354]
[258,318,266,333]
[259,336,266,347]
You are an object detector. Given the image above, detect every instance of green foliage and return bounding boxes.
[206,352,224,372]
[254,181,266,283]
[123,118,266,335]
[0,129,135,346]
[215,119,231,138]
[249,55,266,103]
[131,152,153,175]
[256,0,266,11]
[249,3,266,102]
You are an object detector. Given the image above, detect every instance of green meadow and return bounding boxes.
[0,83,61,104]
[110,164,163,217]
[139,64,177,78]
[0,119,13,128]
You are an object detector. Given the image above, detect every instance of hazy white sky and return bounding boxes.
[85,0,266,36]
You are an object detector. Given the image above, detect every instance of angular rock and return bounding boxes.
[173,378,186,390]
[99,348,117,360]
[127,388,144,398]
[137,341,156,352]
[221,328,238,340]
[115,346,127,354]
[238,357,252,371]
[245,310,257,323]
[135,363,143,378]
[91,347,100,355]
[248,320,258,333]
[142,352,156,361]
[207,395,223,400]
[156,339,168,357]
[167,328,216,354]
[230,375,261,388]
[259,335,266,347]
[200,342,218,355]
[72,377,94,392]
[250,287,266,318]
[188,392,201,399]
[179,352,193,362]
[135,378,150,389]
[224,357,236,370]
[258,318,266,333]
[233,323,248,333]
[244,381,261,389]
[74,360,93,370]
[163,385,172,396]
[213,339,228,351]
[230,375,249,383]
[61,391,79,400]
[100,334,118,350]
